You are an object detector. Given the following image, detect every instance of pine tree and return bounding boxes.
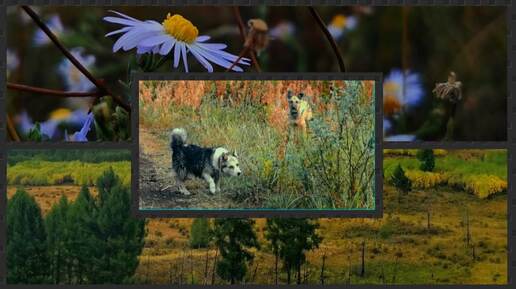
[391,164,412,203]
[7,188,49,283]
[417,149,435,172]
[265,218,322,284]
[190,218,212,249]
[212,218,259,284]
[66,185,98,283]
[93,168,146,283]
[45,195,71,284]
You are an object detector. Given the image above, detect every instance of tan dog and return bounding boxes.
[286,90,313,133]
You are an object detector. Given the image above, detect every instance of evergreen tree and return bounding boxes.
[93,168,146,283]
[391,164,412,203]
[45,195,71,284]
[264,218,281,284]
[417,149,435,172]
[212,218,259,284]
[66,185,98,284]
[7,188,49,283]
[189,218,212,249]
[265,218,321,284]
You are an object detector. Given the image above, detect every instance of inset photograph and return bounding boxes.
[138,79,378,211]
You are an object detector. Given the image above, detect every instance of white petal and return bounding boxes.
[108,10,142,22]
[196,35,211,42]
[103,16,140,26]
[159,39,176,55]
[181,43,189,72]
[105,26,132,37]
[191,45,242,72]
[189,46,213,72]
[196,43,227,50]
[173,42,182,68]
[139,34,171,47]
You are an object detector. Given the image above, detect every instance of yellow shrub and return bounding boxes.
[384,149,447,157]
[462,175,507,199]
[405,170,449,189]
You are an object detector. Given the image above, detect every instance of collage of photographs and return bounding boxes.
[0,2,513,286]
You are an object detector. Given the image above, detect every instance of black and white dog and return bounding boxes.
[170,128,242,195]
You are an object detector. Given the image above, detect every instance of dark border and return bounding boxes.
[131,72,383,218]
[0,0,513,286]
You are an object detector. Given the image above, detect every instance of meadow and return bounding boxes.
[8,149,506,284]
[139,80,376,210]
[132,150,507,285]
[7,160,131,187]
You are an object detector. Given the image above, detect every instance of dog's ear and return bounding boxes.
[298,92,305,99]
[287,90,293,99]
[233,151,238,158]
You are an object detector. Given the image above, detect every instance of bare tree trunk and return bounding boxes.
[251,262,259,283]
[189,249,194,284]
[320,251,327,284]
[211,250,218,285]
[465,208,471,247]
[274,253,279,285]
[427,209,431,230]
[360,241,365,277]
[179,248,186,285]
[203,248,210,285]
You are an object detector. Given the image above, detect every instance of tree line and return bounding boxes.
[7,168,145,284]
[189,218,322,285]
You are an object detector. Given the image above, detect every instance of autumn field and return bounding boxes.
[7,149,507,285]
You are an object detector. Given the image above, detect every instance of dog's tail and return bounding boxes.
[171,128,187,149]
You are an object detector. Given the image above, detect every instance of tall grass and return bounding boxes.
[140,80,375,209]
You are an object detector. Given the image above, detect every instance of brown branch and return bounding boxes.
[231,6,261,72]
[21,5,131,112]
[6,115,21,142]
[233,6,247,42]
[226,46,250,72]
[8,82,101,97]
[308,7,346,72]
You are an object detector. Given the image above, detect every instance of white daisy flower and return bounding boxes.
[103,11,250,72]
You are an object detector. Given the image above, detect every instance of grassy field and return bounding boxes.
[8,149,507,284]
[7,160,131,187]
[139,80,375,210]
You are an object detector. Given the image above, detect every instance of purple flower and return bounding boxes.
[33,15,64,46]
[58,48,96,92]
[65,112,94,142]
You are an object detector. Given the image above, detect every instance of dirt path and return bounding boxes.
[138,128,238,209]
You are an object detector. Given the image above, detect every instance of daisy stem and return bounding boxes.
[7,82,101,97]
[232,6,261,72]
[6,115,21,142]
[308,7,346,72]
[21,5,131,112]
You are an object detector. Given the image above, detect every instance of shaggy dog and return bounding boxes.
[170,128,241,195]
[287,90,313,133]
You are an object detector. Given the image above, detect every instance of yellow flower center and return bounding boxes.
[49,108,72,121]
[331,15,347,28]
[162,13,199,44]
